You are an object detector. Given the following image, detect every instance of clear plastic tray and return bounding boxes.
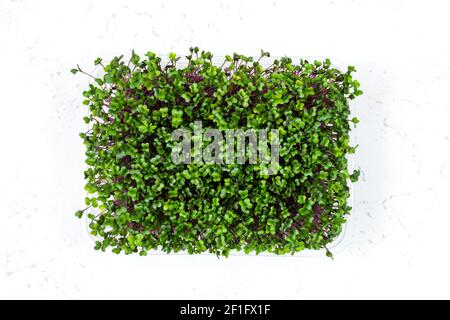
[80,53,356,258]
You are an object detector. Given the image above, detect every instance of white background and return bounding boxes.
[1,0,450,299]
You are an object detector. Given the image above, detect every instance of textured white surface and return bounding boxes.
[1,0,450,299]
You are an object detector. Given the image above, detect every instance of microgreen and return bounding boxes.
[73,48,362,257]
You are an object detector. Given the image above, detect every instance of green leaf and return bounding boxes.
[350,169,360,182]
[325,248,334,259]
[75,210,83,219]
[131,49,140,65]
[94,57,103,65]
[139,250,148,256]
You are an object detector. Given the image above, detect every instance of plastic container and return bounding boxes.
[81,53,356,258]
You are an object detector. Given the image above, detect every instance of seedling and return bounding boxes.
[73,48,362,257]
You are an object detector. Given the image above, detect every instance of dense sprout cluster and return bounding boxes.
[73,48,362,257]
